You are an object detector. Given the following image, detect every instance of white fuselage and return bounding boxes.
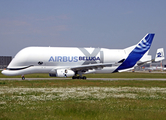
[2,47,127,76]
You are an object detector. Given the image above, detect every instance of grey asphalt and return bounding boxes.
[1,78,166,81]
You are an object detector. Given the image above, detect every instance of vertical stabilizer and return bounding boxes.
[114,33,155,72]
[155,48,165,62]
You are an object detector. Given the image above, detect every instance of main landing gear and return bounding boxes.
[72,71,86,79]
[72,76,86,79]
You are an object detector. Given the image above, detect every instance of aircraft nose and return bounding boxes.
[1,69,19,76]
[1,70,6,75]
[1,70,10,76]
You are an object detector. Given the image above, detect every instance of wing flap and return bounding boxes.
[70,63,114,72]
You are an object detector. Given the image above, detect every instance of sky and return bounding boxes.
[0,0,166,58]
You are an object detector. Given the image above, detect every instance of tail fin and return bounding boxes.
[115,33,155,72]
[155,48,165,62]
[133,33,155,54]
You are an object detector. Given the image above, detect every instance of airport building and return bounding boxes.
[152,59,166,67]
[0,56,12,69]
[135,59,166,71]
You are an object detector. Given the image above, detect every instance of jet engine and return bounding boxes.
[49,69,75,77]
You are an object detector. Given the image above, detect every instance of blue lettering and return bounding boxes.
[74,56,78,62]
[78,56,100,61]
[63,56,67,62]
[79,57,82,60]
[91,57,95,61]
[89,57,91,61]
[68,56,73,62]
[58,56,62,62]
[54,56,57,62]
[49,56,54,62]
[48,56,100,62]
[96,57,100,60]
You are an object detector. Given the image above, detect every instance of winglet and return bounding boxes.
[155,48,165,62]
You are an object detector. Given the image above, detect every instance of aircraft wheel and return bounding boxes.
[75,76,82,79]
[72,76,86,79]
[22,76,25,80]
[78,76,82,79]
[72,76,76,79]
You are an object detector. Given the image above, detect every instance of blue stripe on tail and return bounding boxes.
[114,33,155,72]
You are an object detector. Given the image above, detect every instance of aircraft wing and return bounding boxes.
[137,48,165,66]
[70,63,116,72]
[137,60,154,66]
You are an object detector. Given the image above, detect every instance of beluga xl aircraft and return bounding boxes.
[2,33,155,80]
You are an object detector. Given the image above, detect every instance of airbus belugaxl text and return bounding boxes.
[2,33,155,80]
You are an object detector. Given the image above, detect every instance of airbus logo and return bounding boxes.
[48,56,100,62]
[157,52,162,57]
[49,56,78,62]
[49,48,101,63]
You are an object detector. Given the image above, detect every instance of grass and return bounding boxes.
[86,71,166,78]
[1,79,166,120]
[1,72,166,119]
[1,79,166,87]
[2,98,166,120]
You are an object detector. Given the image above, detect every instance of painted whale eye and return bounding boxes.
[38,61,43,65]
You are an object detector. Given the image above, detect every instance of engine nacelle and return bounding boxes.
[49,69,75,77]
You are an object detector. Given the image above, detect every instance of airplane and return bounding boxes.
[164,65,166,71]
[144,48,165,72]
[2,33,155,80]
[155,48,165,62]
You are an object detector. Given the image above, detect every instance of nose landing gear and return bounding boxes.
[21,75,25,80]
